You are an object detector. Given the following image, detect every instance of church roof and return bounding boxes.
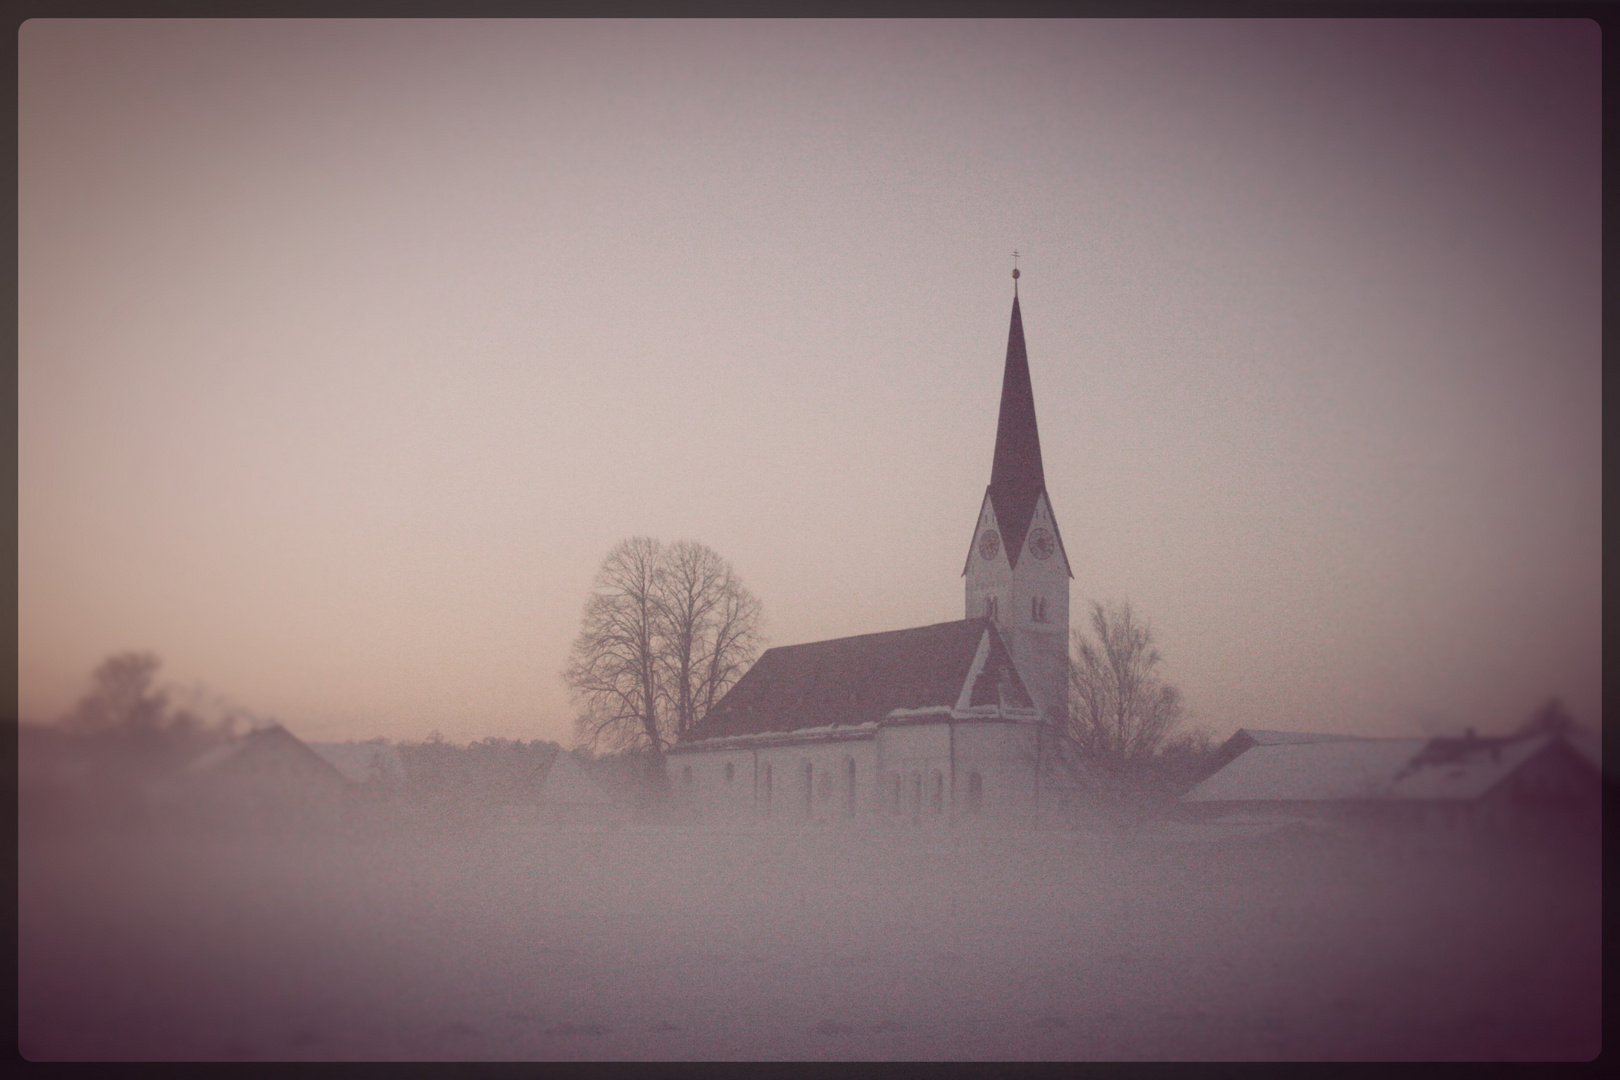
[681,617,1033,741]
[964,293,1071,574]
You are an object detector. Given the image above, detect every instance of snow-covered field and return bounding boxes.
[19,815,1600,1060]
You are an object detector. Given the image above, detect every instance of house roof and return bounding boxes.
[1187,731,1600,804]
[681,617,1033,741]
[183,723,351,786]
[1236,729,1369,746]
[1185,739,1431,802]
[1389,735,1560,801]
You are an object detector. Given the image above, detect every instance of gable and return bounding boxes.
[962,490,1007,576]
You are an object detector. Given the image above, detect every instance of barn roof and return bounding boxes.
[680,617,1033,741]
[1185,739,1431,802]
[183,723,351,787]
[1237,729,1368,746]
[1187,732,1599,804]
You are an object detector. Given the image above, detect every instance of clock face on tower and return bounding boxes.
[978,530,1001,560]
[1028,527,1056,561]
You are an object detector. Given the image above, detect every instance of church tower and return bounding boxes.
[964,274,1072,724]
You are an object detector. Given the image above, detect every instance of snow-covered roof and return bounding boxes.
[1185,739,1430,802]
[1188,732,1599,804]
[1237,729,1369,746]
[1388,735,1554,800]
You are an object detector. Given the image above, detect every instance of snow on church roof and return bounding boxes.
[681,617,1032,742]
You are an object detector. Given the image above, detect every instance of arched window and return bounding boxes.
[931,770,944,814]
[763,763,773,817]
[843,757,857,816]
[910,772,923,817]
[1032,596,1047,622]
[802,761,814,816]
[967,770,983,815]
[724,761,735,783]
[985,596,998,620]
[682,765,694,786]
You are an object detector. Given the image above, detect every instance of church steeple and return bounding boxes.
[986,294,1047,569]
[963,272,1072,725]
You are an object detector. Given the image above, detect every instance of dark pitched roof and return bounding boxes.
[987,295,1047,568]
[682,618,1032,741]
[963,295,1072,575]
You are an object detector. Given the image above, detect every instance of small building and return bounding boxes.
[175,723,354,825]
[1183,729,1601,836]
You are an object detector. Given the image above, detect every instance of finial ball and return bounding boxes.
[1011,268,1021,280]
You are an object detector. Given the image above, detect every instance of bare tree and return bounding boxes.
[660,539,763,740]
[564,536,667,755]
[564,537,762,761]
[1067,601,1184,761]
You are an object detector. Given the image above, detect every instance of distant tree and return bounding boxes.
[59,652,170,738]
[564,537,763,766]
[1153,726,1218,789]
[1066,601,1185,762]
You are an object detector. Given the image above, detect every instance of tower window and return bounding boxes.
[1032,596,1047,622]
[682,765,694,786]
[930,770,944,815]
[724,761,735,783]
[844,757,857,816]
[985,596,998,620]
[967,771,984,814]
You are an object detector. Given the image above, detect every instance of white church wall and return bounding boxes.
[951,722,1045,825]
[670,719,1071,827]
[672,740,882,825]
[873,723,954,823]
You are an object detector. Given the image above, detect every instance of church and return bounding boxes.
[667,274,1086,824]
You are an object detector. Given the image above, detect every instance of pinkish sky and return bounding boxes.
[18,19,1600,746]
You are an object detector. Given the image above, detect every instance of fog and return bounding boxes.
[19,796,1599,1060]
[18,20,1601,745]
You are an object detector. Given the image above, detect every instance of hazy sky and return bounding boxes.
[19,19,1600,746]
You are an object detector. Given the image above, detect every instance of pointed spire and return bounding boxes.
[986,289,1047,568]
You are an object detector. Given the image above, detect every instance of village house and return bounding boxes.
[1182,727,1601,836]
